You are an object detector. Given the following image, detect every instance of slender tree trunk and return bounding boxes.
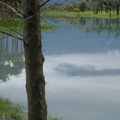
[13,1,17,19]
[109,7,111,18]
[116,5,119,16]
[10,1,13,18]
[22,0,47,120]
[1,3,4,19]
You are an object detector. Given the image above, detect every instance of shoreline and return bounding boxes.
[0,97,27,120]
[43,10,120,19]
[0,97,63,120]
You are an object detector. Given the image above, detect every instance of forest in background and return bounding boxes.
[43,0,120,17]
[0,0,120,19]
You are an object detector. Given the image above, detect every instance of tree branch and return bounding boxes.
[0,31,24,41]
[0,21,23,36]
[0,1,24,18]
[39,0,50,9]
[39,0,50,8]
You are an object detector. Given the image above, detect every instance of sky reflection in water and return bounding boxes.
[44,53,120,120]
[0,17,120,120]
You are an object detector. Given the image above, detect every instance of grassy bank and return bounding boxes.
[0,97,64,120]
[0,19,60,32]
[0,97,27,120]
[44,10,120,18]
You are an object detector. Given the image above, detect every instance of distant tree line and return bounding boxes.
[0,0,22,19]
[1,0,120,19]
[43,0,120,17]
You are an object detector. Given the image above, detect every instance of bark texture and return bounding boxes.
[23,0,47,120]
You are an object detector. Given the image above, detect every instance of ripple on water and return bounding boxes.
[46,71,120,103]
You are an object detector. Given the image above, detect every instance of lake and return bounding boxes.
[0,17,120,120]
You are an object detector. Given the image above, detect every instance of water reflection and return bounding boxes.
[55,64,120,76]
[0,17,120,120]
[43,16,120,38]
[0,35,24,82]
[45,54,120,120]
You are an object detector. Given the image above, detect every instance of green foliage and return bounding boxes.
[0,97,65,120]
[86,5,91,12]
[48,115,64,120]
[41,24,61,29]
[0,19,23,31]
[74,8,80,12]
[92,2,100,14]
[42,0,120,17]
[0,19,60,32]
[79,0,87,12]
[45,10,120,18]
[62,3,79,12]
[0,97,27,120]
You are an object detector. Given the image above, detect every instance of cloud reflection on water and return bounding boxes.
[55,64,120,76]
[44,52,120,77]
[44,53,120,120]
[0,17,120,120]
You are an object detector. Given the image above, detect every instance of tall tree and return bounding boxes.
[0,0,50,120]
[114,0,120,16]
[79,0,87,12]
[23,0,48,120]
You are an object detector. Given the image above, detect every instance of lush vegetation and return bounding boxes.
[44,10,120,18]
[42,0,120,18]
[1,0,119,19]
[0,19,23,32]
[48,115,64,120]
[0,19,60,32]
[41,24,61,30]
[0,97,64,120]
[0,97,27,120]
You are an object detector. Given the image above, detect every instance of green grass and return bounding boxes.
[0,97,64,120]
[48,115,64,120]
[64,11,120,18]
[0,19,23,32]
[0,19,60,32]
[41,24,60,29]
[0,97,27,120]
[0,19,23,27]
[48,117,64,120]
[44,10,120,18]
[43,10,67,17]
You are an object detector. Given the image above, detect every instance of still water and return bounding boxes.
[0,17,120,120]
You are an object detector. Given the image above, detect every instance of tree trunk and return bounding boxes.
[1,3,4,19]
[22,0,47,120]
[116,5,119,16]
